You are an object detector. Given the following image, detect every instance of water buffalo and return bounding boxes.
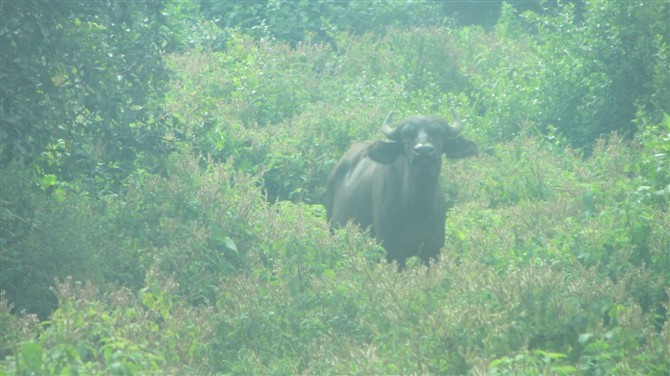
[326,111,478,268]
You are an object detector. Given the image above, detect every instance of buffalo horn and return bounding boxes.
[381,111,400,140]
[446,109,463,137]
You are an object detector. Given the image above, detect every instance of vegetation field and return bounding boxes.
[1,1,669,374]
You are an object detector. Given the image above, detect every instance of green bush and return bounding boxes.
[200,0,448,47]
[0,159,130,318]
[0,276,215,374]
[3,135,668,374]
[0,1,176,194]
[2,1,669,374]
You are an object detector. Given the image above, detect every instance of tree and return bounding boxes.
[1,1,175,194]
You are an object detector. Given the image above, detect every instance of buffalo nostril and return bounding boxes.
[414,144,435,155]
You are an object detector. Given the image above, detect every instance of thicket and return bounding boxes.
[1,1,669,374]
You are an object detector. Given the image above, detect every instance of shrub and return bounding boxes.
[2,3,669,374]
[3,134,669,374]
[0,159,132,318]
[0,276,215,374]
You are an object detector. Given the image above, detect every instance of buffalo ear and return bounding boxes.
[443,137,479,159]
[367,140,403,164]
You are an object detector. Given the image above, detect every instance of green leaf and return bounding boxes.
[223,236,238,255]
[40,174,59,190]
[578,333,592,345]
[21,342,43,373]
[322,268,336,281]
[553,365,577,375]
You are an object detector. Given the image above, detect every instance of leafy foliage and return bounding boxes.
[0,1,176,193]
[200,0,448,47]
[1,1,669,374]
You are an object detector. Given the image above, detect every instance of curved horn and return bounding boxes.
[446,109,463,137]
[381,111,400,140]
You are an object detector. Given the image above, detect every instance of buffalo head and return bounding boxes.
[367,111,478,180]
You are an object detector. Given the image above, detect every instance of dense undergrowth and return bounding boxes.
[2,130,668,374]
[2,1,669,374]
